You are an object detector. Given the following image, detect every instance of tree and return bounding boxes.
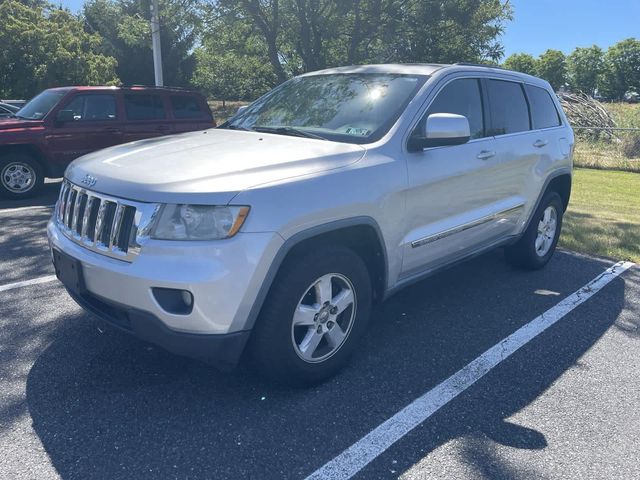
[209,0,513,84]
[0,1,118,99]
[503,53,537,75]
[193,4,278,101]
[83,0,201,87]
[536,49,567,91]
[598,38,640,100]
[566,46,603,95]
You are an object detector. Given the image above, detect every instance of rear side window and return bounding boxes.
[486,80,530,135]
[423,78,485,139]
[124,94,166,120]
[525,85,561,129]
[170,95,207,119]
[63,94,117,121]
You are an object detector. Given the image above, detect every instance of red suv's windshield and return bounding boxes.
[17,89,68,120]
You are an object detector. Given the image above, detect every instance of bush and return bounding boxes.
[621,134,640,159]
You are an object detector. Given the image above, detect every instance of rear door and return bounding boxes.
[122,92,172,142]
[401,76,522,277]
[486,79,550,232]
[45,92,123,164]
[169,94,214,133]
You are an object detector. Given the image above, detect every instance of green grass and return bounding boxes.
[573,102,640,172]
[560,168,640,262]
[605,102,640,128]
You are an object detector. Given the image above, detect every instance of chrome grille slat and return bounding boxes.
[80,196,94,240]
[54,180,156,262]
[94,199,108,247]
[109,204,125,250]
[71,191,84,233]
[63,187,74,226]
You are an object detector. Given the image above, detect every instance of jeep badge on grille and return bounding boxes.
[81,174,97,187]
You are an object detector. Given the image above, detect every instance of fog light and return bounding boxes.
[181,290,193,307]
[152,287,194,315]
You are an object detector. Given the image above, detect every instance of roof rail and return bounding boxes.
[121,84,193,91]
[454,62,506,70]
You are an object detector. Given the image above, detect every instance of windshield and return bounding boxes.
[16,90,68,120]
[225,73,428,144]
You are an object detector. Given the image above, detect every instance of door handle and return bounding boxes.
[476,150,496,160]
[533,139,548,148]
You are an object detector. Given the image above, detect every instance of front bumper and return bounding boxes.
[68,287,251,368]
[48,219,284,364]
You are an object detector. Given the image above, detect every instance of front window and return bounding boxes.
[224,73,428,144]
[16,89,68,120]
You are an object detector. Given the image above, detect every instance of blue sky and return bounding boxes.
[58,0,639,60]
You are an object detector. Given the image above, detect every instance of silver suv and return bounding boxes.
[48,64,574,383]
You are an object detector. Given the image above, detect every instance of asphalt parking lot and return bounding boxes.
[1,183,639,480]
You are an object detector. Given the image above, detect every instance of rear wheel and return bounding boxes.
[505,191,564,270]
[249,245,372,384]
[0,154,44,199]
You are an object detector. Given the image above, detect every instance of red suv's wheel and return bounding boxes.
[0,154,44,199]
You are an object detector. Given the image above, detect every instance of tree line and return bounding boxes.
[1,0,511,99]
[503,40,640,100]
[1,0,638,102]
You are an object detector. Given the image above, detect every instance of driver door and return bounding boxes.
[46,93,123,165]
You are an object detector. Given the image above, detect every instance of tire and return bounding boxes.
[505,191,564,270]
[249,245,372,385]
[0,153,44,199]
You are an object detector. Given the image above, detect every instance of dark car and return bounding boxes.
[0,103,20,119]
[0,86,215,198]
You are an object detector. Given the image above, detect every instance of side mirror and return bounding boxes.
[236,105,248,115]
[56,109,75,124]
[408,113,471,152]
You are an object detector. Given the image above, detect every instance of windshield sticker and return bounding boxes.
[345,127,371,136]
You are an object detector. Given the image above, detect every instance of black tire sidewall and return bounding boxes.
[0,154,44,199]
[516,191,564,268]
[249,246,372,384]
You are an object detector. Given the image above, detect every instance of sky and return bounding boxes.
[58,0,640,60]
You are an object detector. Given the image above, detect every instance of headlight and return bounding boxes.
[150,204,250,240]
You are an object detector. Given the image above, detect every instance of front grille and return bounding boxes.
[55,180,159,262]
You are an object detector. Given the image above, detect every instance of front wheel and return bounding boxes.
[249,245,372,384]
[0,154,44,199]
[505,191,564,270]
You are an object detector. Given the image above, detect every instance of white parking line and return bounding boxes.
[0,204,55,214]
[306,260,635,480]
[0,275,58,293]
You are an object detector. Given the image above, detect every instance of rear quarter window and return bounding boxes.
[486,79,530,135]
[170,95,208,119]
[525,84,562,129]
[124,94,166,120]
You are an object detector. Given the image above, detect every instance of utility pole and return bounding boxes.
[150,0,163,86]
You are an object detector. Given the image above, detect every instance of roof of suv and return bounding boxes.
[301,63,549,87]
[46,85,203,94]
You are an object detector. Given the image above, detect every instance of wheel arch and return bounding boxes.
[244,217,388,332]
[0,144,50,176]
[522,169,572,234]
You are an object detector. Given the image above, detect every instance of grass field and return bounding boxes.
[560,168,640,262]
[573,102,640,172]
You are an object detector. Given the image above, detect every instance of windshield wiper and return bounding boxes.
[252,126,327,141]
[219,123,254,131]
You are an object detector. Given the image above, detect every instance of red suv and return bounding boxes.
[0,86,215,198]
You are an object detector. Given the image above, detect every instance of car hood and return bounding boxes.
[66,129,366,204]
[0,118,44,130]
